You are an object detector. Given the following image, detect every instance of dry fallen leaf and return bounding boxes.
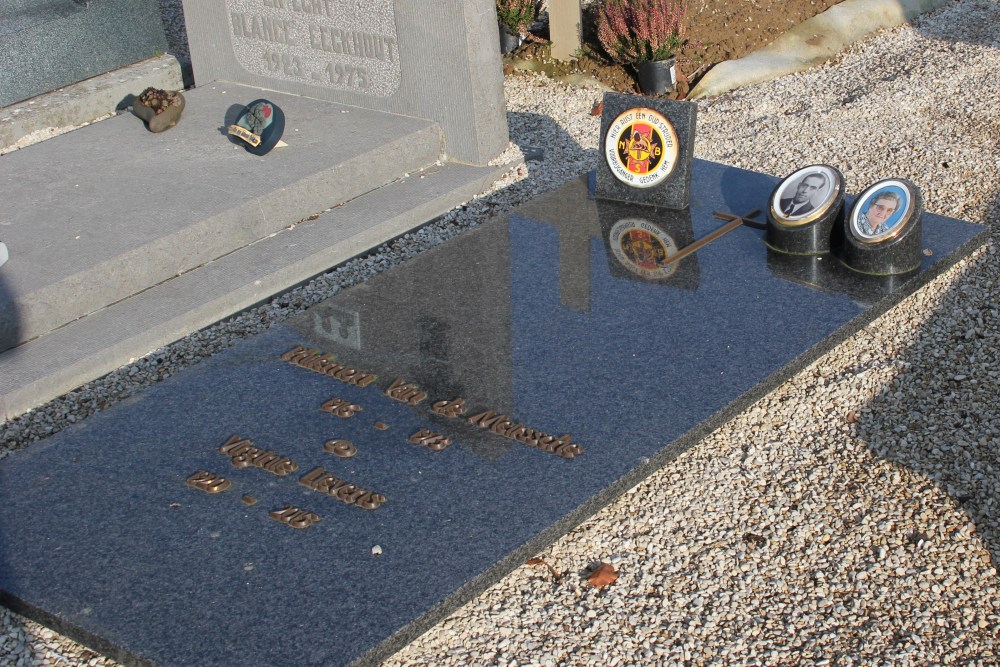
[590,100,604,116]
[587,562,618,588]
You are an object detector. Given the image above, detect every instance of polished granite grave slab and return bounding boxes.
[0,160,985,667]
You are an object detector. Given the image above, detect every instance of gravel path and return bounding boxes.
[2,0,998,665]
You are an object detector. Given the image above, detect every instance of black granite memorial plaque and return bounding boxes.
[0,160,985,667]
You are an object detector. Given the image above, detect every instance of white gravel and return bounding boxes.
[2,0,999,665]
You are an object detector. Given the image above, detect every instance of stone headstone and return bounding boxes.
[0,0,169,106]
[180,0,508,166]
[0,160,985,667]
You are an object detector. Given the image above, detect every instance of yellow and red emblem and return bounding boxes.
[604,107,679,188]
[609,218,679,279]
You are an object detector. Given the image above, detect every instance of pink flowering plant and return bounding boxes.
[596,0,688,64]
[496,0,536,36]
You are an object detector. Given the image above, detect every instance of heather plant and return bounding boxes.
[496,0,536,36]
[596,0,687,64]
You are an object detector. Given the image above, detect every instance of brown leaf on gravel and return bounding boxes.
[590,100,603,116]
[587,562,618,588]
[846,410,858,423]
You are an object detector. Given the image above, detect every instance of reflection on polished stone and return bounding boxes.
[0,160,986,667]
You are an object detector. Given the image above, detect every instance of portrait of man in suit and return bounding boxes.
[779,171,829,218]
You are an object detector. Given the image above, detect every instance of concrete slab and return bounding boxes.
[0,55,184,153]
[0,82,444,352]
[0,159,506,422]
[0,161,986,667]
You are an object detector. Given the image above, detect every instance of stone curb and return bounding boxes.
[689,0,954,99]
[0,54,183,152]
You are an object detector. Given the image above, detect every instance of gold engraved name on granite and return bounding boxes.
[408,428,452,452]
[186,470,233,494]
[299,466,386,510]
[320,396,362,418]
[385,378,428,405]
[269,503,321,529]
[466,411,584,460]
[324,439,357,458]
[431,397,467,417]
[219,435,299,477]
[281,346,377,387]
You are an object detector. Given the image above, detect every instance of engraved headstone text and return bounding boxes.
[225,0,400,97]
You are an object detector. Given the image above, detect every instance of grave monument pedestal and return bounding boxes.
[0,0,512,422]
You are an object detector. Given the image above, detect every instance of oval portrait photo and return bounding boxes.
[770,165,841,226]
[850,180,912,243]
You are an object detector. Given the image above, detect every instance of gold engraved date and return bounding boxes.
[321,396,362,418]
[409,428,452,452]
[269,504,320,529]
[324,439,357,458]
[186,470,232,494]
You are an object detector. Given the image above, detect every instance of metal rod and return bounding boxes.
[662,209,762,266]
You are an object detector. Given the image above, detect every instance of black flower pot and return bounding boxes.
[499,23,523,55]
[636,58,677,95]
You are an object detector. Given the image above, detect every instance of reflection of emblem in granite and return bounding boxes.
[850,179,913,244]
[609,218,679,279]
[605,107,678,188]
[269,504,321,529]
[186,470,232,494]
[313,308,361,350]
[324,439,357,458]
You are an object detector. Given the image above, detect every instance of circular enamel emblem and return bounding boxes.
[850,179,914,244]
[770,165,842,228]
[604,108,679,189]
[609,218,679,279]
